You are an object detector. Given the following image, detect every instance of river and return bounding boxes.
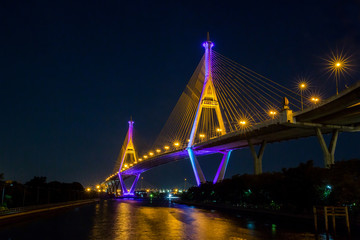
[0,199,355,239]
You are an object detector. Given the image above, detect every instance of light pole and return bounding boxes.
[334,62,342,95]
[299,82,307,110]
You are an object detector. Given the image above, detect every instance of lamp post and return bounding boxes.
[334,62,342,95]
[311,97,320,104]
[269,111,277,119]
[299,82,307,110]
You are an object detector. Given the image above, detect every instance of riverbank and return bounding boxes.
[0,199,99,225]
[175,200,360,230]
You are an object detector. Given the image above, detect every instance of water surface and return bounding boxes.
[0,199,354,239]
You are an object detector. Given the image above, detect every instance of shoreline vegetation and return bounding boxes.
[0,176,98,211]
[179,159,360,226]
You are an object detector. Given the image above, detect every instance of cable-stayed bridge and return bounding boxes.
[103,34,360,196]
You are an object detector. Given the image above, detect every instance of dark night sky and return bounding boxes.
[1,1,360,188]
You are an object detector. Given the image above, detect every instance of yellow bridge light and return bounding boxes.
[86,188,91,192]
[149,152,154,156]
[300,82,306,89]
[156,149,161,153]
[335,62,341,67]
[199,134,205,138]
[164,145,170,150]
[216,128,222,132]
[174,142,180,147]
[239,120,247,126]
[311,97,320,104]
[130,163,133,166]
[124,164,128,168]
[138,158,142,161]
[144,155,148,159]
[269,111,277,119]
[96,185,100,189]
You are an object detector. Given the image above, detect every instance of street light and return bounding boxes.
[324,50,352,95]
[299,82,307,110]
[269,111,277,119]
[311,97,320,104]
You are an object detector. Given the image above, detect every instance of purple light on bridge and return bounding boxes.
[187,148,201,186]
[213,150,232,184]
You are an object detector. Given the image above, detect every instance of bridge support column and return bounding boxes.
[129,173,141,194]
[316,128,339,168]
[248,140,267,175]
[109,181,115,194]
[118,173,141,196]
[213,150,232,184]
[187,148,206,186]
[118,173,128,195]
[115,180,120,196]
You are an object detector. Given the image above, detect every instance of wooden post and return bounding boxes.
[313,206,318,232]
[345,207,350,234]
[324,206,329,232]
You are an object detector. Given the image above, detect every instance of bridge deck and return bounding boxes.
[114,81,360,178]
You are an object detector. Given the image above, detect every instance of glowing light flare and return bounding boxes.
[86,188,91,192]
[299,82,307,89]
[239,120,247,126]
[199,134,206,138]
[323,49,353,95]
[149,152,154,156]
[156,149,161,153]
[310,96,320,104]
[269,110,277,119]
[96,185,100,189]
[138,158,142,161]
[124,164,128,168]
[164,146,170,150]
[174,142,180,147]
[143,155,148,159]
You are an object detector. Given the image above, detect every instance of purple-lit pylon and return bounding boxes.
[213,150,232,184]
[187,33,228,186]
[117,119,141,196]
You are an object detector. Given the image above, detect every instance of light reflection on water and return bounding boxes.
[0,199,353,240]
[88,199,338,240]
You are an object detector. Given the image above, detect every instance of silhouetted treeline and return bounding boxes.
[1,176,93,208]
[181,159,360,214]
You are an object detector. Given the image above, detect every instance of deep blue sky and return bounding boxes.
[1,1,360,188]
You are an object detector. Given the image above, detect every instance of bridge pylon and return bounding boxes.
[187,33,229,186]
[117,119,141,196]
